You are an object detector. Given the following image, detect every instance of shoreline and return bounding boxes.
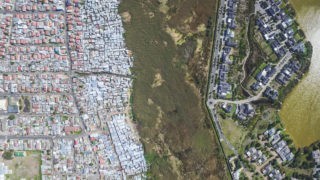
[279,0,320,148]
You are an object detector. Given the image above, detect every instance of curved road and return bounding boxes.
[208,52,292,107]
[205,0,293,176]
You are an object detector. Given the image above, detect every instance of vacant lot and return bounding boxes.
[0,151,41,179]
[119,0,227,179]
[219,118,248,151]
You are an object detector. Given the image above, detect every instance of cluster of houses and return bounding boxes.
[14,0,65,12]
[66,0,133,76]
[44,135,123,179]
[0,115,82,136]
[0,15,11,58]
[40,137,97,178]
[246,147,267,166]
[263,86,278,101]
[52,139,75,175]
[73,136,100,177]
[251,64,276,91]
[261,163,284,180]
[276,60,300,85]
[11,13,65,45]
[70,0,146,177]
[0,138,52,150]
[0,0,147,178]
[0,162,11,178]
[256,0,305,58]
[41,146,54,176]
[107,114,147,176]
[1,45,70,73]
[73,75,131,129]
[243,127,298,179]
[0,129,144,179]
[43,130,145,179]
[52,137,112,178]
[32,95,77,114]
[0,0,64,12]
[217,0,239,99]
[0,73,71,94]
[8,94,77,115]
[313,149,320,178]
[88,133,123,178]
[244,144,285,179]
[52,138,97,178]
[220,102,254,121]
[65,0,85,72]
[264,128,295,162]
[0,0,14,11]
[236,103,255,120]
[41,135,122,179]
[73,75,147,176]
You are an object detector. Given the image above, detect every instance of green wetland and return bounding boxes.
[119,0,228,179]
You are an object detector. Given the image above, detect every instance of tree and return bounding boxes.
[286,139,293,145]
[301,162,310,169]
[8,115,15,120]
[291,158,302,168]
[2,151,13,160]
[235,159,242,170]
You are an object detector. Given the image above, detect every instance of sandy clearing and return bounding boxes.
[151,73,165,88]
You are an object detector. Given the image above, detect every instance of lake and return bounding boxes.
[280,0,320,147]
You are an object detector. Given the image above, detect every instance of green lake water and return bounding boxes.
[280,0,320,147]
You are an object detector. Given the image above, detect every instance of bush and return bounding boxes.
[8,115,15,120]
[235,159,242,170]
[286,139,293,145]
[2,151,13,160]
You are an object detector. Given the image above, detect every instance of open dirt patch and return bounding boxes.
[148,12,155,18]
[0,151,41,179]
[165,27,184,45]
[195,38,203,54]
[197,23,206,32]
[151,73,165,88]
[158,133,183,179]
[158,0,169,14]
[155,105,164,130]
[121,11,131,23]
[147,98,154,105]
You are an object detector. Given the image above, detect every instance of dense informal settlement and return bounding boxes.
[0,0,147,179]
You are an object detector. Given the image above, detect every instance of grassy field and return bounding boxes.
[119,0,228,179]
[219,118,248,151]
[0,151,41,179]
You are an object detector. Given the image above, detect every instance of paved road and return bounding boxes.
[208,0,226,100]
[74,71,132,79]
[0,92,72,96]
[0,10,64,15]
[62,4,102,172]
[206,0,239,158]
[205,1,293,176]
[0,112,79,116]
[207,103,238,154]
[0,134,85,140]
[0,3,131,177]
[208,52,292,106]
